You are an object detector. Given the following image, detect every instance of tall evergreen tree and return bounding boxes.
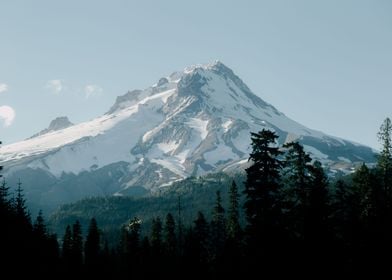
[193,211,209,268]
[283,142,312,187]
[244,129,283,262]
[0,178,10,214]
[305,160,330,272]
[352,164,375,224]
[62,225,73,267]
[150,217,163,255]
[332,179,361,269]
[140,236,152,274]
[308,161,329,237]
[377,117,392,200]
[85,218,101,267]
[282,142,313,239]
[227,181,241,241]
[71,220,83,268]
[14,180,31,226]
[164,213,176,256]
[127,217,141,259]
[0,141,2,178]
[33,210,47,239]
[210,191,226,262]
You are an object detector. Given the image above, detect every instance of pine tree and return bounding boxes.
[308,161,329,237]
[227,181,241,241]
[244,129,283,257]
[14,180,31,227]
[85,218,101,267]
[333,179,352,227]
[33,210,47,239]
[193,211,209,269]
[283,142,312,186]
[140,236,151,271]
[46,233,60,269]
[332,179,360,259]
[0,178,10,214]
[282,142,313,239]
[223,180,244,275]
[127,217,141,259]
[306,161,330,272]
[164,213,176,256]
[352,163,375,224]
[71,220,83,268]
[62,225,73,266]
[283,141,312,200]
[377,117,392,200]
[0,141,2,178]
[150,217,163,255]
[210,191,226,262]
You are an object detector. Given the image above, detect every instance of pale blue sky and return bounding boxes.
[0,0,391,148]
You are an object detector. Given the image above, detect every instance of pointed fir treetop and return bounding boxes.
[15,179,31,224]
[34,210,47,238]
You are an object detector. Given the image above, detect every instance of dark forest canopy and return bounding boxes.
[1,118,392,278]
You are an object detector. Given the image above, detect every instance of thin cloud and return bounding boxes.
[0,83,9,93]
[0,105,16,127]
[84,84,103,98]
[45,79,63,94]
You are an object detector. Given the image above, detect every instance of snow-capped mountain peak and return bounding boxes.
[0,61,375,209]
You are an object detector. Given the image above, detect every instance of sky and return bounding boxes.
[0,0,391,149]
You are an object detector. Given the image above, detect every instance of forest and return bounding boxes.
[1,118,392,278]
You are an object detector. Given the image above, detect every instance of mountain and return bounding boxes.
[0,61,375,211]
[28,116,73,139]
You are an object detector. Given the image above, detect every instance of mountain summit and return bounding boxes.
[29,116,73,139]
[0,61,374,209]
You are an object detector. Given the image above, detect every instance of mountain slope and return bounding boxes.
[0,61,375,210]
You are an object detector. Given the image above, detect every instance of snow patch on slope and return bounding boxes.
[204,144,239,166]
[186,118,209,140]
[303,145,329,160]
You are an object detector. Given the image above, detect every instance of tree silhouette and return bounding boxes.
[85,218,101,268]
[210,191,226,264]
[244,129,283,273]
[71,220,83,269]
[164,213,176,256]
[33,210,47,238]
[62,225,73,267]
[227,181,241,241]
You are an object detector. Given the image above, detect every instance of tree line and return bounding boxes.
[1,118,392,278]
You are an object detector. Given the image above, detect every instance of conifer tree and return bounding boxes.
[85,218,101,267]
[71,220,83,267]
[352,164,375,223]
[193,211,209,268]
[62,225,73,266]
[306,161,330,267]
[164,213,176,256]
[150,217,163,255]
[140,236,151,269]
[377,117,392,200]
[127,217,141,260]
[227,181,241,241]
[283,142,313,238]
[210,191,226,261]
[308,161,329,237]
[0,178,10,214]
[244,129,283,254]
[14,180,31,226]
[33,210,47,239]
[283,142,312,199]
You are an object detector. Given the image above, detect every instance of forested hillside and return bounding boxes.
[2,119,392,278]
